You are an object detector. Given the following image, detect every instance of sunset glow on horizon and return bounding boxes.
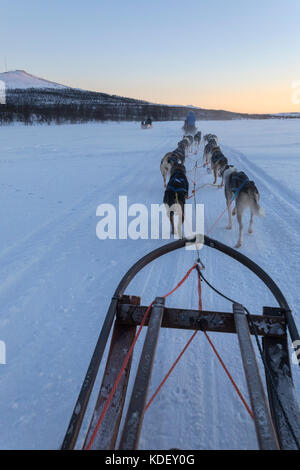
[1,0,300,115]
[75,81,297,115]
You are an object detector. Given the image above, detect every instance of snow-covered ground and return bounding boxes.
[0,119,299,450]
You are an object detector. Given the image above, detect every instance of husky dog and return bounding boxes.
[204,134,218,144]
[203,139,219,167]
[223,166,265,248]
[193,131,202,154]
[183,135,194,154]
[210,148,228,186]
[173,148,185,164]
[160,152,173,189]
[160,149,185,188]
[178,138,190,156]
[186,135,194,146]
[164,164,189,237]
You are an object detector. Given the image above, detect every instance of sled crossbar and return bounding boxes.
[117,303,286,338]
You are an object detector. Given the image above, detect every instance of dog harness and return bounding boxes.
[166,171,189,194]
[230,171,250,195]
[167,155,179,165]
[168,151,185,165]
[211,149,227,165]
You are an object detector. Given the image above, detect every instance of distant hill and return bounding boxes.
[0,70,68,90]
[0,70,298,124]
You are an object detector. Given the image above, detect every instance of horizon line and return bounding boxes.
[1,69,300,116]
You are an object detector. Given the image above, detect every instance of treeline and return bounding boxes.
[0,102,186,125]
[0,87,270,125]
[6,87,152,106]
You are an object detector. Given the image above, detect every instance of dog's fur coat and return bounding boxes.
[203,140,219,167]
[163,164,189,237]
[210,148,228,186]
[160,147,185,189]
[223,166,265,248]
[183,135,194,153]
[193,131,202,153]
[203,134,218,144]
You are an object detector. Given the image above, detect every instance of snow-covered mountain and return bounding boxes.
[0,70,69,90]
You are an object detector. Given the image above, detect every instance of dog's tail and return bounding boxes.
[248,181,265,217]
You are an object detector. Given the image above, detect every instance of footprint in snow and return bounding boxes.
[172,385,189,400]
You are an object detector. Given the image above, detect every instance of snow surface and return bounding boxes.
[0,70,69,90]
[0,119,299,450]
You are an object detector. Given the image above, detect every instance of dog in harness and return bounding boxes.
[160,147,185,189]
[203,140,218,168]
[193,131,202,154]
[223,166,265,248]
[210,148,228,186]
[203,134,218,144]
[172,146,186,164]
[164,164,189,237]
[230,171,250,194]
[183,135,194,154]
[178,138,190,157]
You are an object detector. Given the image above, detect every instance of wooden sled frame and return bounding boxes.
[62,235,300,451]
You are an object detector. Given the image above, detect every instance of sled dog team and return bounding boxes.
[160,131,265,249]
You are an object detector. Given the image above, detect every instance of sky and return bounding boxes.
[1,0,300,113]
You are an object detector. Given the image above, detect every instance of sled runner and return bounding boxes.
[62,236,300,451]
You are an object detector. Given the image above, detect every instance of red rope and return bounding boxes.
[196,269,254,420]
[163,263,198,299]
[144,269,254,423]
[206,203,231,235]
[202,330,254,420]
[145,330,198,412]
[145,268,202,411]
[85,263,198,450]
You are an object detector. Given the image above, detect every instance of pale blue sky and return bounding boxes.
[1,0,300,112]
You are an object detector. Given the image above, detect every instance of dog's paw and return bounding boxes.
[218,184,224,189]
[226,225,232,230]
[235,242,242,249]
[248,228,253,234]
